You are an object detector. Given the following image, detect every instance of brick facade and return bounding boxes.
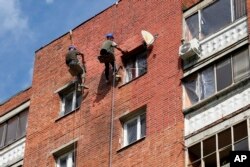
[0,87,31,116]
[23,0,186,166]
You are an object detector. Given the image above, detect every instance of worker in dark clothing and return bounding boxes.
[100,33,124,83]
[66,45,88,90]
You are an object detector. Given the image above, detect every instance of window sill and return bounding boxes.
[55,107,80,122]
[116,136,146,153]
[183,76,250,114]
[118,72,147,88]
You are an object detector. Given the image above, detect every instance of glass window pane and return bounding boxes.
[127,119,137,144]
[234,138,248,151]
[234,121,247,142]
[188,143,201,163]
[64,92,74,114]
[219,128,232,149]
[234,0,247,20]
[17,110,28,138]
[233,47,250,82]
[183,73,199,105]
[185,13,199,40]
[125,60,136,82]
[201,0,231,38]
[59,157,67,167]
[137,52,147,76]
[140,114,146,137]
[5,116,18,145]
[203,136,216,156]
[75,91,82,109]
[200,66,215,100]
[204,153,217,167]
[219,146,232,166]
[0,124,5,147]
[216,58,232,91]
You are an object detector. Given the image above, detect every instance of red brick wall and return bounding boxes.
[0,87,31,116]
[24,0,184,166]
[182,0,201,10]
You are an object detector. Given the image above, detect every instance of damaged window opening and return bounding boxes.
[123,49,147,83]
[187,120,249,167]
[184,0,246,41]
[183,46,250,108]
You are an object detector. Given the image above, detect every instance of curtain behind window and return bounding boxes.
[234,0,246,20]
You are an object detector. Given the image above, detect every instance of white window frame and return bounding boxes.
[123,113,146,147]
[56,150,75,167]
[60,86,81,116]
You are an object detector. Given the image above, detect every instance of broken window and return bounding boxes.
[184,0,246,41]
[59,84,82,116]
[233,121,248,151]
[123,49,147,83]
[183,46,249,109]
[188,143,201,167]
[218,128,231,166]
[187,120,249,167]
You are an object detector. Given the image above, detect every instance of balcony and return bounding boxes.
[0,138,25,166]
[185,81,250,136]
[200,17,248,60]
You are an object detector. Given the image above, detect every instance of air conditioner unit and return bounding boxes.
[179,38,201,60]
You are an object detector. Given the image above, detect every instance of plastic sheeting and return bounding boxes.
[183,67,215,108]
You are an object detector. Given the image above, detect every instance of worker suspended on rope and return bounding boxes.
[98,33,125,83]
[66,45,88,91]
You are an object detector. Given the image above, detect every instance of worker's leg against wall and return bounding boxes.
[105,63,109,80]
[110,61,117,73]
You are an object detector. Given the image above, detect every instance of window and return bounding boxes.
[59,84,82,116]
[0,109,28,148]
[187,120,249,167]
[56,150,75,167]
[183,46,249,108]
[123,113,146,147]
[123,49,147,83]
[184,0,246,40]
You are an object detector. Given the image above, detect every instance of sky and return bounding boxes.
[0,0,117,103]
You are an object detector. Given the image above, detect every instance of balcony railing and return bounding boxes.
[0,138,25,166]
[200,17,248,59]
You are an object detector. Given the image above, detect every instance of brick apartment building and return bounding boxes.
[0,0,250,167]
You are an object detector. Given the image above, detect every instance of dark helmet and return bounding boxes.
[106,33,114,39]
